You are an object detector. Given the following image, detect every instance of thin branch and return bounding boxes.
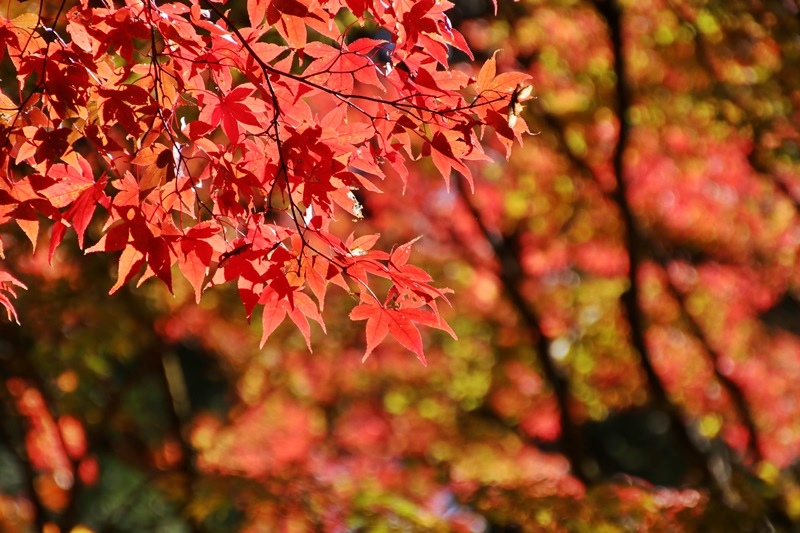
[155,348,209,533]
[455,181,594,485]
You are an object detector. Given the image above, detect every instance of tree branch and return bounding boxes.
[455,181,595,485]
[593,0,715,485]
[593,3,800,528]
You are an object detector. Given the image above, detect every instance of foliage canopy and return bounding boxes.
[2,0,800,531]
[1,0,531,363]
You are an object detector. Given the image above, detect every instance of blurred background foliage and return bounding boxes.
[3,0,800,531]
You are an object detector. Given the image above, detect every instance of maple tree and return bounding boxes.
[0,0,531,364]
[3,0,800,531]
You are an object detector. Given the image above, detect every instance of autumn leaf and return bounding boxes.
[198,85,263,143]
[350,298,455,366]
[42,157,95,209]
[0,271,26,324]
[177,223,218,303]
[109,245,145,295]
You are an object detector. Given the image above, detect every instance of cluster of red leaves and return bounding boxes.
[0,0,530,362]
[5,378,98,513]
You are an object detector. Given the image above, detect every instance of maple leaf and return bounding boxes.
[41,158,95,210]
[177,223,219,303]
[259,287,324,350]
[108,245,146,295]
[198,85,263,143]
[43,155,109,257]
[248,0,268,28]
[0,271,26,324]
[424,130,490,192]
[349,301,456,366]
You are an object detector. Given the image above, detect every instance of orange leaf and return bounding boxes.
[109,246,145,294]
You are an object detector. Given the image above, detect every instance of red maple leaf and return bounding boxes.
[350,296,456,366]
[198,85,263,143]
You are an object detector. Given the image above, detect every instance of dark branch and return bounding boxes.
[593,0,715,486]
[456,181,595,485]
